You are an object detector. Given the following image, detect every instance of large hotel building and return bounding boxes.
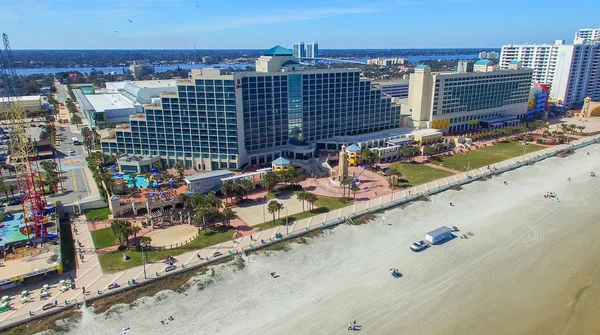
[406,62,532,134]
[101,46,401,170]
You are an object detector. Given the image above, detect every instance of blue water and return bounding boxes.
[15,63,252,76]
[15,54,479,76]
[113,174,150,188]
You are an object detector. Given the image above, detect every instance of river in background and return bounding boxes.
[15,54,478,76]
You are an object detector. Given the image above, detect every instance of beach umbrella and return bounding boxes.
[151,167,157,172]
[185,191,193,195]
[168,181,175,187]
[153,182,159,188]
[149,193,156,197]
[109,165,116,170]
[160,193,166,198]
[153,172,159,175]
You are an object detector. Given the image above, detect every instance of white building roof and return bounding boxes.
[130,80,178,88]
[0,95,41,103]
[85,93,134,111]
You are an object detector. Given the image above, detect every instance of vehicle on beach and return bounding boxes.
[410,240,429,252]
[426,226,454,244]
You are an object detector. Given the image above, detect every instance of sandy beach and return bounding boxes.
[66,148,600,335]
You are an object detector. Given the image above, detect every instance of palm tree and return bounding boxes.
[139,236,152,248]
[305,193,317,211]
[296,191,307,212]
[389,169,403,190]
[221,207,235,226]
[340,176,352,199]
[220,180,234,203]
[577,125,586,134]
[174,162,185,181]
[267,200,281,221]
[262,171,278,193]
[350,184,359,199]
[240,179,253,199]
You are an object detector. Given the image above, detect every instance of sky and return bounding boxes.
[1,0,599,50]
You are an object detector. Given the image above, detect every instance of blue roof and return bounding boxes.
[509,60,521,64]
[282,60,300,67]
[415,65,430,70]
[272,157,291,165]
[346,144,361,152]
[475,60,492,65]
[262,45,294,56]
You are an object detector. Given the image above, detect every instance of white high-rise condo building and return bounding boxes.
[292,42,305,58]
[500,33,600,105]
[478,51,500,59]
[499,41,563,84]
[574,28,600,45]
[305,42,319,59]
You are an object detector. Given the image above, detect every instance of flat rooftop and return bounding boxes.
[320,128,414,143]
[372,79,409,86]
[129,80,178,88]
[85,93,135,111]
[185,170,234,182]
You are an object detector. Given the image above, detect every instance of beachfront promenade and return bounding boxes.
[0,135,598,329]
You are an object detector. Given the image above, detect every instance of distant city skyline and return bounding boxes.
[1,0,599,50]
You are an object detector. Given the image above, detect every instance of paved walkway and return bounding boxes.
[0,135,598,328]
[424,163,462,174]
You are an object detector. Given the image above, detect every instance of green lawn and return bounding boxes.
[90,227,119,249]
[97,226,234,273]
[430,141,545,171]
[253,194,350,231]
[388,163,455,188]
[85,207,111,221]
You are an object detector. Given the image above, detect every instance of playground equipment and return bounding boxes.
[348,167,368,189]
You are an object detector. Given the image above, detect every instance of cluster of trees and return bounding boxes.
[261,168,304,193]
[422,143,449,156]
[39,161,60,195]
[360,148,380,168]
[295,191,318,211]
[86,151,116,200]
[179,192,235,228]
[12,49,255,69]
[18,74,55,95]
[220,179,254,203]
[65,95,82,125]
[40,119,57,142]
[266,191,319,221]
[110,219,151,248]
[81,127,101,153]
[560,123,586,135]
[0,176,17,200]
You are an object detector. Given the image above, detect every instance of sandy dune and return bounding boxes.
[67,149,600,335]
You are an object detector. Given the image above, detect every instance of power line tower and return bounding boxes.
[0,33,47,238]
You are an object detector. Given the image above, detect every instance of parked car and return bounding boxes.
[8,199,21,206]
[68,149,75,156]
[410,240,429,252]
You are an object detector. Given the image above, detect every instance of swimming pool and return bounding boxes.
[113,174,150,188]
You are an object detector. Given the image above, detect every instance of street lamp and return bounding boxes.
[285,207,289,235]
[140,240,147,280]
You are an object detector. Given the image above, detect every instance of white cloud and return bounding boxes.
[173,7,379,33]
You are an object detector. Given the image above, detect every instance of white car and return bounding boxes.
[68,149,76,156]
[410,240,429,252]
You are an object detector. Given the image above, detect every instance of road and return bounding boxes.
[55,81,68,103]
